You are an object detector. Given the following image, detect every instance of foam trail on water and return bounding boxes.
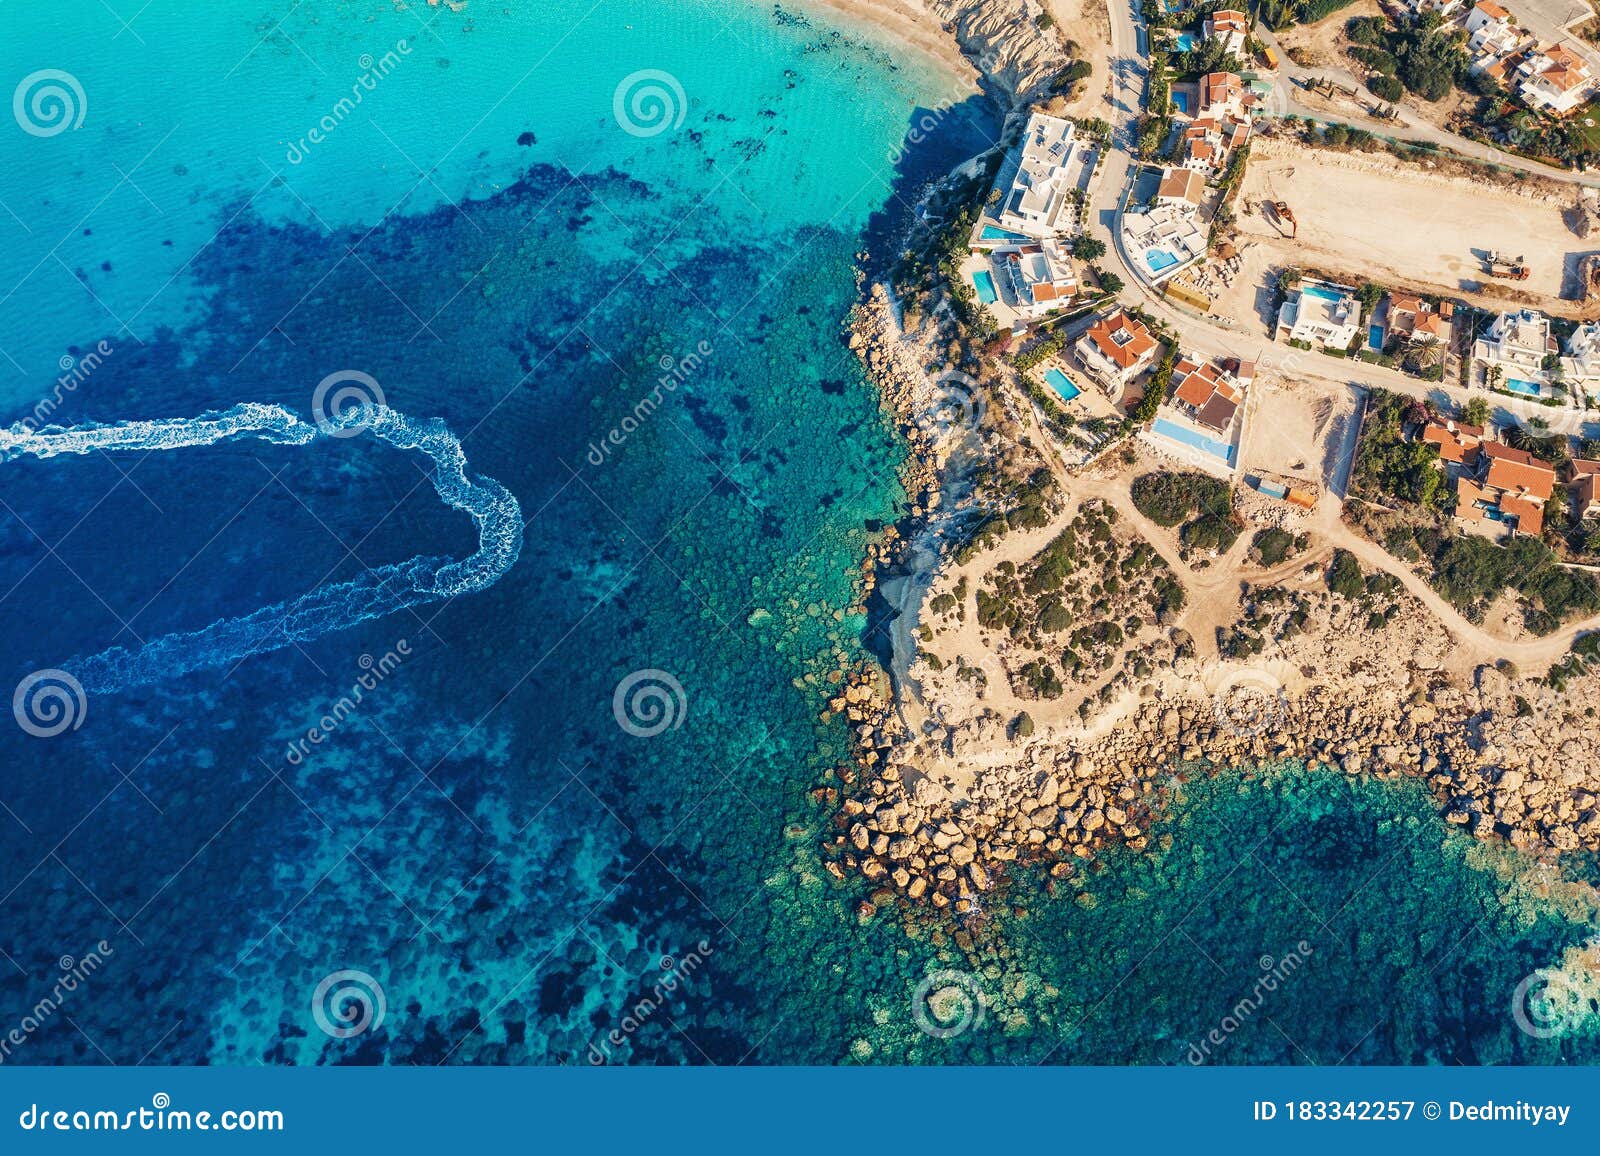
[1,403,524,693]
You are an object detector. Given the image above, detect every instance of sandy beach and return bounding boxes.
[795,0,980,87]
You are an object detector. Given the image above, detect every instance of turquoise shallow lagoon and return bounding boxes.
[0,2,1596,1065]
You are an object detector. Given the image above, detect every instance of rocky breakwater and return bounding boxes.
[819,663,1600,910]
[845,285,956,602]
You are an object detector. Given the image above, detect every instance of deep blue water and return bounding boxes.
[0,1,1597,1068]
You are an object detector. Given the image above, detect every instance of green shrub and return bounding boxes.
[1368,73,1404,102]
[1327,549,1365,599]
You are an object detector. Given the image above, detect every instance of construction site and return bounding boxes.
[1211,136,1596,326]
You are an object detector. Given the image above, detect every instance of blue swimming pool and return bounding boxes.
[972,270,998,304]
[1368,324,1384,351]
[980,225,1031,242]
[1171,90,1191,114]
[1300,283,1347,303]
[1174,33,1197,53]
[1045,368,1082,401]
[1505,377,1542,397]
[1152,418,1236,466]
[1146,248,1182,273]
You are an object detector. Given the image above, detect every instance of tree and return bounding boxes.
[1327,549,1365,599]
[1092,265,1124,294]
[1368,73,1404,102]
[1073,235,1107,260]
[1462,396,1491,427]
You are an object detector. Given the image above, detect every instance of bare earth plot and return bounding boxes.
[1273,0,1383,69]
[1044,0,1115,120]
[1224,138,1591,319]
[1238,377,1359,490]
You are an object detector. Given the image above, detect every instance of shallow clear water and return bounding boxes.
[0,2,1595,1067]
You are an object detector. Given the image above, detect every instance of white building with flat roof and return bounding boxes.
[995,113,1082,238]
[1276,280,1360,349]
[1476,308,1555,373]
[1563,320,1600,395]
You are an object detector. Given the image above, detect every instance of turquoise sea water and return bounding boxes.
[0,2,1596,1066]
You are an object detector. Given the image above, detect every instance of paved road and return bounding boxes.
[1053,0,1600,659]
[1252,24,1600,189]
[1082,0,1599,442]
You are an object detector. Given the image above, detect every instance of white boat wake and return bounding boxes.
[0,402,524,693]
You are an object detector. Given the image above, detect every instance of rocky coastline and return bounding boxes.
[820,656,1600,915]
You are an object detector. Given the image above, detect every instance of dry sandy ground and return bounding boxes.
[1043,0,1114,119]
[1275,1,1493,135]
[1274,0,1383,69]
[1225,137,1590,319]
[1238,376,1355,486]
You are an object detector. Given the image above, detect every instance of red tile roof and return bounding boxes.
[1082,310,1157,370]
[1481,441,1557,500]
[1422,420,1482,465]
[1499,492,1545,535]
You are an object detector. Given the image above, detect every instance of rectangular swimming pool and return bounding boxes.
[1044,368,1081,401]
[1152,418,1236,466]
[1505,377,1542,397]
[980,225,1031,242]
[1300,283,1347,303]
[1368,324,1384,351]
[972,270,998,304]
[1171,90,1191,114]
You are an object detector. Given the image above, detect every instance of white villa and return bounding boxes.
[1202,9,1249,56]
[964,112,1089,331]
[1156,165,1208,208]
[1120,200,1207,283]
[1276,279,1360,349]
[1408,0,1466,15]
[1563,321,1600,394]
[1197,71,1251,121]
[1465,0,1520,57]
[998,239,1079,318]
[1517,43,1595,116]
[1475,308,1555,373]
[993,113,1083,239]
